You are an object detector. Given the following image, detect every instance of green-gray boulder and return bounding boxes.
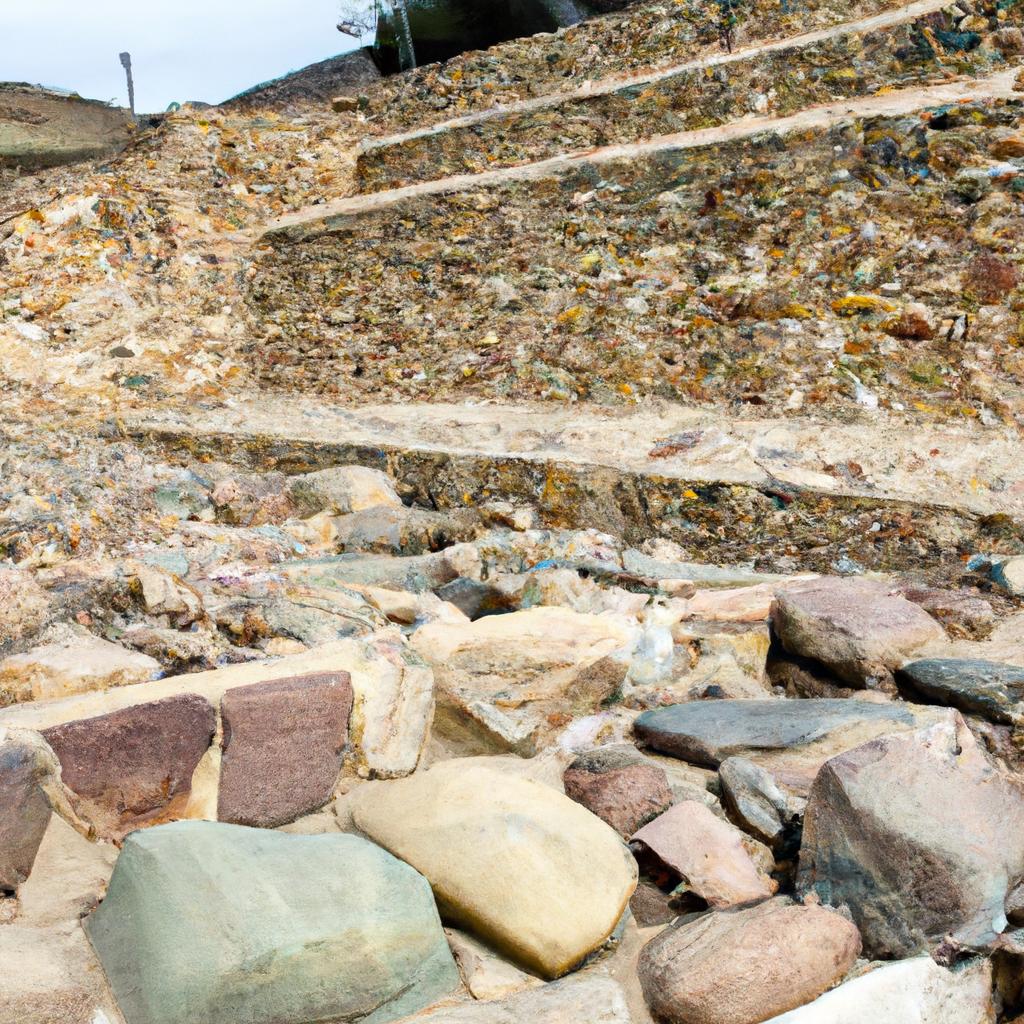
[85,820,460,1024]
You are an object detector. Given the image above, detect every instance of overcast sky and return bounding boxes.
[2,0,369,112]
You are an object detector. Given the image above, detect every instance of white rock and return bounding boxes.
[764,956,993,1023]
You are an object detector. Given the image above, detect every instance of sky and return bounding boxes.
[1,0,371,112]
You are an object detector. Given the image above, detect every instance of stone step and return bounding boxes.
[361,0,913,137]
[127,397,1024,576]
[357,0,1023,192]
[248,69,1024,426]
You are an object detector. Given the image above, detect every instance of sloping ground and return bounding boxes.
[249,70,1024,424]
[0,84,133,171]
[358,0,905,131]
[356,0,1022,189]
[130,397,1024,575]
[220,50,381,115]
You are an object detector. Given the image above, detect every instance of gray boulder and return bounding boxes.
[719,756,803,851]
[85,821,460,1024]
[0,730,55,892]
[897,658,1024,725]
[799,714,1024,957]
[634,698,942,794]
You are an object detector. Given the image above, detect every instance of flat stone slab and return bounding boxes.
[0,634,433,783]
[218,671,353,827]
[634,697,927,766]
[636,697,949,794]
[897,658,1024,724]
[86,820,459,1024]
[631,800,776,908]
[41,693,216,839]
[402,973,633,1023]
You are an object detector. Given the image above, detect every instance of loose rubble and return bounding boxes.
[4,0,1024,1020]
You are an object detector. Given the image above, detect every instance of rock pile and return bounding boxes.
[3,0,1024,1016]
[0,456,1021,1024]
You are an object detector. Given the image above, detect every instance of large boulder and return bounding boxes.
[350,760,637,978]
[634,698,942,794]
[411,607,636,755]
[631,800,776,908]
[85,821,460,1024]
[217,671,353,827]
[771,577,945,689]
[0,729,55,891]
[897,658,1024,725]
[763,956,993,1023]
[563,745,672,837]
[799,714,1024,957]
[639,898,861,1024]
[0,634,160,704]
[41,693,216,839]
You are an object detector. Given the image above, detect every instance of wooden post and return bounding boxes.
[119,51,136,118]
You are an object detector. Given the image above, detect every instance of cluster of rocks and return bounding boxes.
[2,455,1024,1024]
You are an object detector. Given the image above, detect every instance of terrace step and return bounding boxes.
[127,396,1024,576]
[357,0,1022,191]
[361,0,913,135]
[245,69,1024,425]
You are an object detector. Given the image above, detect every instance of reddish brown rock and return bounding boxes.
[631,800,777,909]
[772,577,945,690]
[42,693,216,840]
[563,745,672,837]
[963,252,1019,304]
[0,732,54,891]
[218,671,353,827]
[638,897,861,1024]
[883,303,934,340]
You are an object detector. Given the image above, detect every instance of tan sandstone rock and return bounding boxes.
[0,635,160,704]
[287,464,402,516]
[0,567,49,651]
[351,761,637,978]
[411,606,636,755]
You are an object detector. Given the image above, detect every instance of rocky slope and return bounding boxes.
[2,0,1024,1022]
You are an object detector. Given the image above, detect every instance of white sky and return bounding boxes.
[1,0,369,112]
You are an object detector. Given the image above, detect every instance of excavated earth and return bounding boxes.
[3,0,1024,1021]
